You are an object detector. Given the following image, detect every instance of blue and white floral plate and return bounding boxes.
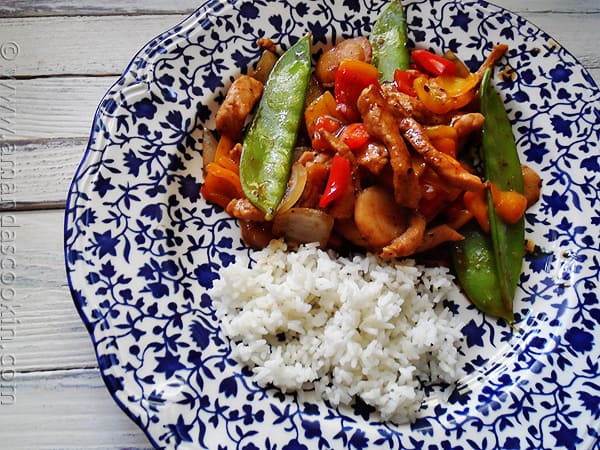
[64,1,600,448]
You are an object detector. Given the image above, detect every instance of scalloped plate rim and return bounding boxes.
[63,1,600,448]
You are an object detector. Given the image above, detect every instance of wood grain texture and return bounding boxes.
[8,287,98,371]
[0,15,189,77]
[0,210,99,372]
[0,0,197,17]
[1,11,598,78]
[0,368,152,449]
[0,0,598,16]
[0,77,116,140]
[3,138,86,206]
[498,0,600,13]
[8,210,66,289]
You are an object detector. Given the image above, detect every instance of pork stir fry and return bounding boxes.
[201,37,540,260]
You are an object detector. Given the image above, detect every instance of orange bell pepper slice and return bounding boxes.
[431,137,457,158]
[214,135,239,174]
[200,162,244,210]
[425,125,458,158]
[414,76,476,115]
[463,188,490,233]
[434,72,480,96]
[489,183,528,225]
[424,124,458,140]
[305,91,344,139]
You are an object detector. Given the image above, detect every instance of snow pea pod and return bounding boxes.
[480,67,525,316]
[369,0,410,82]
[450,68,523,323]
[450,226,513,322]
[240,35,312,220]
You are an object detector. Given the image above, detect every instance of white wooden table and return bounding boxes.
[0,1,597,448]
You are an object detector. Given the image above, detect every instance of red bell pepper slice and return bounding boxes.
[338,123,371,151]
[412,49,456,77]
[393,69,420,97]
[312,115,343,151]
[319,154,352,209]
[334,59,379,122]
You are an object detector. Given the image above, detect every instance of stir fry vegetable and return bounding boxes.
[451,226,513,322]
[412,49,457,77]
[239,34,312,220]
[370,0,410,81]
[481,67,526,316]
[319,154,352,209]
[450,69,532,322]
[201,2,541,321]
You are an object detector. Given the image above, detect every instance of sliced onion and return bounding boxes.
[276,162,307,214]
[251,50,278,84]
[201,127,218,177]
[272,208,334,247]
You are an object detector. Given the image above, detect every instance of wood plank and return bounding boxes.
[0,12,598,78]
[1,210,100,372]
[0,0,597,17]
[2,138,86,206]
[0,0,196,16]
[0,77,115,140]
[0,368,152,449]
[9,210,66,290]
[0,15,189,77]
[496,0,600,13]
[6,286,98,372]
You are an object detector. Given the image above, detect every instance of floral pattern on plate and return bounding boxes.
[64,0,600,448]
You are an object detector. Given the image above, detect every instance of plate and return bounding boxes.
[64,0,600,448]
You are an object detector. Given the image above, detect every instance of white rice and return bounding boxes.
[210,239,465,423]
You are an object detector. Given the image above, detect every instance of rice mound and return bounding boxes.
[210,239,465,423]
